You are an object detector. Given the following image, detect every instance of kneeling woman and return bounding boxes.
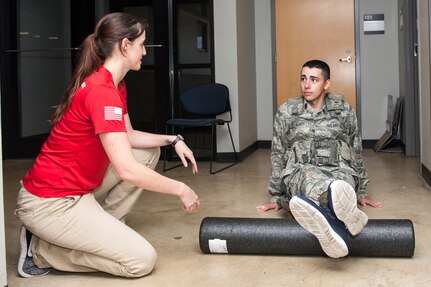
[15,12,200,278]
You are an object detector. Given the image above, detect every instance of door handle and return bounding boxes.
[145,44,164,48]
[339,56,352,63]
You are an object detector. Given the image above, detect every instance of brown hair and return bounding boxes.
[50,12,148,124]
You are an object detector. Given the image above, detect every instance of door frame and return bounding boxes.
[354,0,362,130]
[399,0,419,156]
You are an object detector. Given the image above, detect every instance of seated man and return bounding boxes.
[257,59,383,258]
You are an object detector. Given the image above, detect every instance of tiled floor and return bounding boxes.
[3,148,431,286]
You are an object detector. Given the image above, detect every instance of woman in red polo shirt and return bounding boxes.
[15,12,200,278]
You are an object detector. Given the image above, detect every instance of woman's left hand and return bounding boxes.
[175,141,198,173]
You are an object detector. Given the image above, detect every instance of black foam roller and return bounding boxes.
[199,217,415,257]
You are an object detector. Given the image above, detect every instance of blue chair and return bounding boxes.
[163,83,238,174]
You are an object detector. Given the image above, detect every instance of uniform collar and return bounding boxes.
[303,93,329,113]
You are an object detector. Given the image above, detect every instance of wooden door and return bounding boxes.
[275,0,356,109]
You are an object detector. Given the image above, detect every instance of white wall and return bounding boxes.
[214,0,258,152]
[213,0,240,152]
[236,0,257,150]
[254,0,274,141]
[418,1,431,172]
[358,0,400,140]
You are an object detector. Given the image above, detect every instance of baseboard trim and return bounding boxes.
[217,141,257,162]
[421,163,431,188]
[216,140,272,162]
[257,140,271,149]
[362,140,377,149]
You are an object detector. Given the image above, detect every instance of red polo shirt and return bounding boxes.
[23,66,128,197]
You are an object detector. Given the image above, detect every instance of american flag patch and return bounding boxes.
[104,106,123,121]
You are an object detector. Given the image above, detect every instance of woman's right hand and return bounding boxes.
[174,141,198,174]
[178,184,200,212]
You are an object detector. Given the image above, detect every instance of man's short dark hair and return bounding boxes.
[303,60,330,81]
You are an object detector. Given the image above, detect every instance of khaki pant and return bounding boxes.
[15,148,161,278]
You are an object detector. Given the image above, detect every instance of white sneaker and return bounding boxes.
[329,180,368,236]
[18,226,51,278]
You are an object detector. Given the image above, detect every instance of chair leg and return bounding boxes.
[210,123,238,174]
[163,125,168,172]
[209,124,216,174]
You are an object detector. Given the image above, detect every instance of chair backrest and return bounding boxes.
[180,83,230,117]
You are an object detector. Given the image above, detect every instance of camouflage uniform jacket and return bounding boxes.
[267,93,369,202]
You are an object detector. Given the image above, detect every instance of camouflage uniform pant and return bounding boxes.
[280,164,356,208]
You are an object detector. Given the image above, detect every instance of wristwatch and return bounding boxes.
[171,134,184,147]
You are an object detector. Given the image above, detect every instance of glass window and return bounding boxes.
[18,0,72,137]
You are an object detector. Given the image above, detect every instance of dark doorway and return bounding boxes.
[0,0,96,158]
[109,0,214,142]
[0,0,214,159]
[109,0,171,134]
